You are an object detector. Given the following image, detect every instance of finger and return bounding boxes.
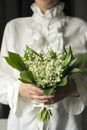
[45,98,55,104]
[45,95,66,105]
[53,95,66,103]
[28,85,44,95]
[29,89,45,96]
[34,99,50,103]
[31,95,54,101]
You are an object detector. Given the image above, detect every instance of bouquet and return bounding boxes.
[5,46,87,122]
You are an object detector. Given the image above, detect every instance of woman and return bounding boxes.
[0,0,87,130]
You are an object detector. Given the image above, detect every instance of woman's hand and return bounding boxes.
[19,79,80,105]
[19,83,54,103]
[45,79,80,104]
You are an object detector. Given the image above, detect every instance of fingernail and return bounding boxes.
[39,90,44,94]
[48,95,54,98]
[44,100,49,103]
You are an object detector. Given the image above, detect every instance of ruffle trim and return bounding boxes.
[31,2,64,19]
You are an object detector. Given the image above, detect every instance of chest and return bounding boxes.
[11,22,86,56]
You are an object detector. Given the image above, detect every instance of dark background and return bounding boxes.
[0,0,87,129]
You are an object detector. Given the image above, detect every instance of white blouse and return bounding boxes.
[0,2,87,130]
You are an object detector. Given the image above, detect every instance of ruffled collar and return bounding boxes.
[29,2,66,54]
[31,2,65,20]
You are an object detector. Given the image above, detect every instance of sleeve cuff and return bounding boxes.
[63,74,87,115]
[74,75,87,106]
[7,80,21,115]
[63,96,85,115]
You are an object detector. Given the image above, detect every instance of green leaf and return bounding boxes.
[19,78,33,84]
[38,107,51,122]
[71,53,87,68]
[58,75,68,86]
[49,49,57,59]
[43,87,55,96]
[5,57,20,71]
[20,70,35,83]
[70,68,87,74]
[63,47,73,68]
[5,52,26,71]
[24,46,39,60]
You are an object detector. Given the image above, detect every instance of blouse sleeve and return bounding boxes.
[0,22,22,115]
[63,22,87,115]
